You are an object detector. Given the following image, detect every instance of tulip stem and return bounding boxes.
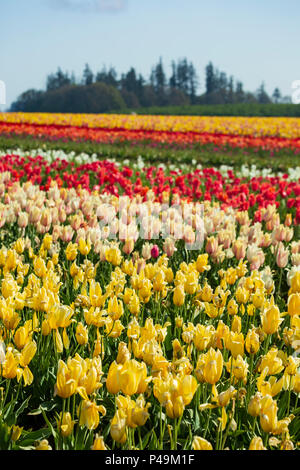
[220,417,229,450]
[58,399,66,450]
[74,402,82,450]
[175,414,182,450]
[173,417,178,450]
[264,334,271,355]
[138,427,143,450]
[216,421,223,451]
[14,380,22,405]
[3,379,11,409]
[127,428,131,450]
[251,416,257,435]
[159,405,163,449]
[203,408,211,439]
[247,354,254,404]
[72,393,76,421]
[263,432,268,449]
[286,379,292,416]
[276,269,283,303]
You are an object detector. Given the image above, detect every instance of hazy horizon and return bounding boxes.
[1,0,299,111]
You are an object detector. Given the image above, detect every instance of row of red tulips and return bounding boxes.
[1,153,300,223]
[1,122,300,153]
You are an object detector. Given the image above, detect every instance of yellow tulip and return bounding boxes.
[107,296,123,321]
[261,305,283,335]
[259,395,278,433]
[105,318,124,338]
[19,341,37,367]
[106,361,123,394]
[259,348,284,375]
[247,392,262,417]
[78,238,91,256]
[75,322,89,346]
[57,412,75,437]
[14,326,31,350]
[227,298,238,316]
[173,284,185,307]
[192,436,213,450]
[245,327,260,355]
[131,395,151,427]
[65,242,78,261]
[226,355,248,383]
[199,348,224,385]
[110,409,127,444]
[288,293,300,317]
[196,254,209,273]
[91,434,107,450]
[116,342,131,364]
[2,349,19,379]
[78,400,106,430]
[11,425,23,442]
[35,439,52,450]
[227,332,244,358]
[249,437,266,450]
[54,359,78,398]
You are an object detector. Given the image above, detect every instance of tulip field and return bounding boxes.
[1,113,300,154]
[0,112,299,451]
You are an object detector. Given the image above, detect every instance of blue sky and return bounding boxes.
[1,0,299,109]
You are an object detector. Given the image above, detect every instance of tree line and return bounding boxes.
[10,58,290,113]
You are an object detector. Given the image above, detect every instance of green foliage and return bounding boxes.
[11,83,126,114]
[126,103,300,117]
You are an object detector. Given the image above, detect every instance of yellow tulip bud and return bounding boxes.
[231,315,241,333]
[91,434,107,450]
[75,322,88,346]
[173,284,185,307]
[248,392,262,417]
[107,296,123,321]
[11,425,23,442]
[202,348,224,385]
[14,326,30,350]
[116,342,131,364]
[42,319,51,336]
[245,328,260,355]
[57,412,75,437]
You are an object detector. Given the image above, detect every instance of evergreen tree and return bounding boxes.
[272,87,281,104]
[256,82,271,104]
[228,76,235,103]
[177,58,189,94]
[82,63,94,86]
[188,61,198,103]
[235,81,245,103]
[169,60,177,89]
[152,58,167,105]
[205,62,215,95]
[46,68,71,91]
